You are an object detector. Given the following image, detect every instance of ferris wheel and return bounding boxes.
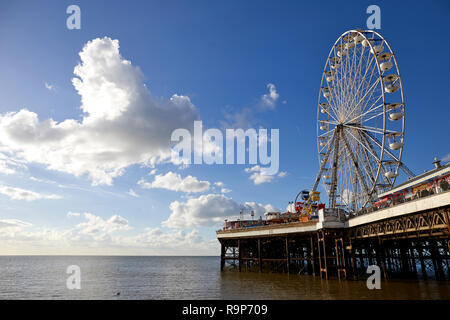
[314,29,413,214]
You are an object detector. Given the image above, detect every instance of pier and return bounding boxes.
[217,169,450,280]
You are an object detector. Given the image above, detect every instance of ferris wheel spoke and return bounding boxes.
[344,123,393,136]
[343,128,380,164]
[363,131,401,163]
[320,105,340,123]
[347,101,383,124]
[354,75,380,110]
[347,75,380,121]
[318,126,336,138]
[347,45,363,109]
[361,110,385,124]
[346,53,376,113]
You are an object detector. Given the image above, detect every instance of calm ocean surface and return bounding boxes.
[0,256,448,300]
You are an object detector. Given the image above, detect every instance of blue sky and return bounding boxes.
[0,0,449,255]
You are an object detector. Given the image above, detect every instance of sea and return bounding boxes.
[0,256,448,300]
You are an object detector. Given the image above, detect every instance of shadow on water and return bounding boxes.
[219,271,450,300]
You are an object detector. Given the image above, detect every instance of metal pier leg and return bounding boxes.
[310,236,316,276]
[376,239,387,279]
[238,239,242,272]
[417,240,427,279]
[409,241,418,277]
[349,239,358,280]
[430,239,444,280]
[285,237,290,274]
[306,238,312,275]
[335,237,346,280]
[318,231,328,279]
[258,238,262,272]
[220,240,225,271]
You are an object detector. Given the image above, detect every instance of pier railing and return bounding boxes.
[351,186,450,219]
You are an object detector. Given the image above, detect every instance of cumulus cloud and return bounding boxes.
[244,165,287,185]
[75,213,131,236]
[245,165,274,185]
[138,171,210,193]
[0,37,199,185]
[0,185,61,201]
[163,193,277,228]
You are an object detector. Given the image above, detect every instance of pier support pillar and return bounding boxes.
[238,239,242,272]
[335,237,346,280]
[317,231,328,279]
[285,237,290,274]
[220,240,225,271]
[258,238,262,272]
[310,236,316,276]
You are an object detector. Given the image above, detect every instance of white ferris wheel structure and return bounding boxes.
[310,29,414,215]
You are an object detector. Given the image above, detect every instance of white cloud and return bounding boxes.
[213,181,231,193]
[278,171,287,178]
[0,161,16,175]
[0,219,32,229]
[221,83,281,129]
[260,83,279,109]
[67,211,81,217]
[44,82,55,91]
[163,193,277,228]
[138,171,210,193]
[0,185,61,201]
[245,165,274,185]
[0,37,199,185]
[0,152,27,175]
[244,165,286,185]
[127,188,139,197]
[442,154,450,163]
[72,213,131,240]
[149,169,157,175]
[243,201,278,216]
